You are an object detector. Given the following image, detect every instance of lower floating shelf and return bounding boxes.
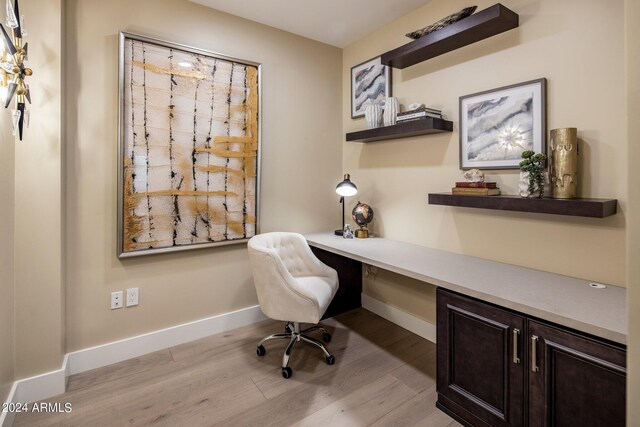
[428,193,617,218]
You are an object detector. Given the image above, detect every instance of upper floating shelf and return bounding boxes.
[381,4,519,69]
[346,117,453,143]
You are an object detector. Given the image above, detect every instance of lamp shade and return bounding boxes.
[336,173,358,197]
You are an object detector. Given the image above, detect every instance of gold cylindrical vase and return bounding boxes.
[550,128,578,199]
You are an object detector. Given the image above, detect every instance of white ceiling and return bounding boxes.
[189,0,432,48]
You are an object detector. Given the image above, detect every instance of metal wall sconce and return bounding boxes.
[1,0,31,141]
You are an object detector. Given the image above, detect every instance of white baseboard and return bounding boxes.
[0,361,67,427]
[67,304,266,375]
[0,383,17,427]
[361,293,437,344]
[1,304,267,426]
[13,365,67,406]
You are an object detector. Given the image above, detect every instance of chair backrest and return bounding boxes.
[248,232,317,278]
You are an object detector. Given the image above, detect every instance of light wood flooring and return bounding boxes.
[14,309,461,426]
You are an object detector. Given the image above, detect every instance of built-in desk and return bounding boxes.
[307,233,627,425]
[305,233,627,345]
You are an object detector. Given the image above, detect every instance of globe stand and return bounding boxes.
[352,201,373,239]
[355,226,369,238]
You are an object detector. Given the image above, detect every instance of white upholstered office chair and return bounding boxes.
[247,232,339,379]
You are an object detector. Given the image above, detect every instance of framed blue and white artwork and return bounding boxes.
[350,56,391,118]
[459,78,546,169]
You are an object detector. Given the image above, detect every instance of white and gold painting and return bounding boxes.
[118,33,260,257]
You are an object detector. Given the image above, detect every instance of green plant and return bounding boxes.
[519,150,547,197]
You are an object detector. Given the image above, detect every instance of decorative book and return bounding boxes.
[397,112,442,122]
[398,107,442,116]
[455,181,498,188]
[452,187,501,196]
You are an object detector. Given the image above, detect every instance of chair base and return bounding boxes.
[256,321,335,378]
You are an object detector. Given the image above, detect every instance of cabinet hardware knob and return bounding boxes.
[531,335,540,372]
[513,328,520,364]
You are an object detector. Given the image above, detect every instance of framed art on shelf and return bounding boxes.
[117,32,261,257]
[459,78,546,170]
[350,56,391,118]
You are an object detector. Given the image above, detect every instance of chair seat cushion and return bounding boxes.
[295,275,339,316]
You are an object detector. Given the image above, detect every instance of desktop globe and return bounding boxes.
[351,202,374,238]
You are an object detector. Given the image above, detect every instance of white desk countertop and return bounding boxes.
[305,233,627,345]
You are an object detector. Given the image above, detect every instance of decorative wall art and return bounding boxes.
[118,32,261,257]
[351,56,391,118]
[459,78,546,170]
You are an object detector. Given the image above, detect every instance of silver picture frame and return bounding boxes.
[350,56,392,119]
[117,32,262,258]
[459,78,546,170]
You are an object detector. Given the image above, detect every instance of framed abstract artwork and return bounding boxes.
[350,56,391,118]
[117,32,261,257]
[459,78,546,169]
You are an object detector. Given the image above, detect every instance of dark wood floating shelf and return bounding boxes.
[381,4,519,69]
[346,117,453,143]
[428,193,618,218]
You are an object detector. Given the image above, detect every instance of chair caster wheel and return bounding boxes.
[282,367,293,379]
[256,345,266,357]
[326,355,335,365]
[285,324,292,333]
[322,332,332,343]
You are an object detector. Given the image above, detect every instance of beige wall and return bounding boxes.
[64,0,342,353]
[12,0,65,379]
[0,80,15,401]
[343,0,627,323]
[625,0,639,423]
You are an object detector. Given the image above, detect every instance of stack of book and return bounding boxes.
[452,181,500,196]
[396,107,443,123]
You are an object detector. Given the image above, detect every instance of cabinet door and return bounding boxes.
[528,320,626,427]
[437,289,525,427]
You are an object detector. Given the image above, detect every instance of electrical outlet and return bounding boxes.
[111,291,123,309]
[126,287,139,307]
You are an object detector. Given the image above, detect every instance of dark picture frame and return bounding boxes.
[350,56,391,118]
[459,78,546,170]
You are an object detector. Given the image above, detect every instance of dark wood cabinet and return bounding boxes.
[437,289,525,426]
[436,289,626,427]
[527,320,626,427]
